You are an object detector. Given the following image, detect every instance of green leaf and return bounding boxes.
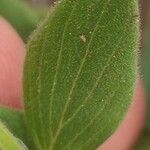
[134,129,150,150]
[0,106,35,150]
[0,0,41,41]
[24,0,139,149]
[0,121,28,150]
[143,19,150,129]
[136,16,150,150]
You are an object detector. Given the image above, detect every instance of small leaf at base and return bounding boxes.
[0,121,28,150]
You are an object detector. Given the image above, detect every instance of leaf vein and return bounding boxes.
[51,0,111,147]
[62,90,117,150]
[62,42,118,127]
[77,88,133,150]
[48,2,78,149]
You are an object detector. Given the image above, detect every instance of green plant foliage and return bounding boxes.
[143,20,150,129]
[0,121,28,150]
[0,106,35,150]
[0,0,40,41]
[24,0,139,149]
[136,17,150,150]
[134,130,150,150]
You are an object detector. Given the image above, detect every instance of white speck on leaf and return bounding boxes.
[80,34,86,43]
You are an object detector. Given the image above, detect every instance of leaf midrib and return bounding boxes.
[49,0,111,149]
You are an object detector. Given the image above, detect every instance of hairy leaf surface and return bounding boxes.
[24,0,139,149]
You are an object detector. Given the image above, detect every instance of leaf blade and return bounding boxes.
[24,0,139,149]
